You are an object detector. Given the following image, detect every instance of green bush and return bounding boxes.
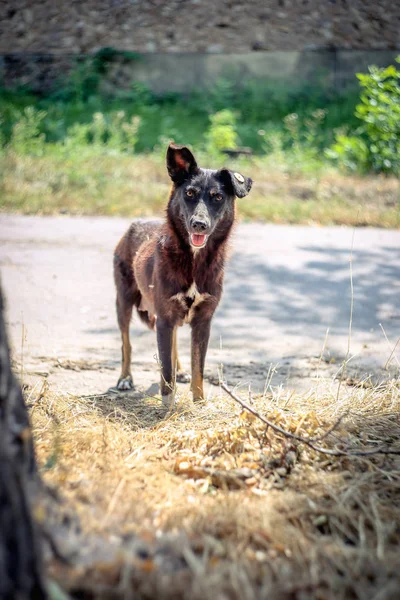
[2,107,141,158]
[204,109,239,157]
[328,57,400,175]
[63,111,140,155]
[51,48,140,103]
[327,132,369,173]
[0,60,359,156]
[8,107,47,156]
[256,109,328,174]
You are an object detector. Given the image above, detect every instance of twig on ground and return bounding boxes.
[311,412,348,443]
[102,477,126,527]
[380,323,400,369]
[220,381,400,458]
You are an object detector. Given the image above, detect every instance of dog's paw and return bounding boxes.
[162,393,176,410]
[176,371,191,384]
[117,375,134,391]
[192,396,206,404]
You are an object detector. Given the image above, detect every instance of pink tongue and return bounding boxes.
[191,234,206,247]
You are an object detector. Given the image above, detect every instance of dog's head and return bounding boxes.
[166,143,252,249]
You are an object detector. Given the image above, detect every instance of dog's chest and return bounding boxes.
[172,282,209,323]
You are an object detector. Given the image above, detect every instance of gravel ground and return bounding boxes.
[1,214,399,398]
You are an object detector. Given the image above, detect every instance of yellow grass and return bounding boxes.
[29,376,400,598]
[1,152,400,227]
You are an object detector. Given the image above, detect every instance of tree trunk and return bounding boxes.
[0,285,47,599]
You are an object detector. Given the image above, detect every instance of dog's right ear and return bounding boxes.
[166,143,199,183]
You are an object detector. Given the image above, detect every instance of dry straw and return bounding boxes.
[31,369,400,599]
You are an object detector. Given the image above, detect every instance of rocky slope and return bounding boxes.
[1,0,399,54]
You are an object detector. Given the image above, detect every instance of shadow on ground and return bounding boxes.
[216,245,400,345]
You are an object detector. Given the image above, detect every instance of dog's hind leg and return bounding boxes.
[114,251,136,390]
[116,294,134,390]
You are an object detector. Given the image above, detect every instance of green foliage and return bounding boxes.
[326,132,369,173]
[8,107,47,156]
[328,58,400,175]
[2,106,141,158]
[255,109,328,175]
[0,61,359,156]
[51,48,140,103]
[2,51,399,224]
[0,116,4,149]
[204,109,239,157]
[63,111,140,155]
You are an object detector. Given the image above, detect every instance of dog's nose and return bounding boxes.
[190,218,209,232]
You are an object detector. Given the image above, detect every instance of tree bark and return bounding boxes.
[0,284,47,599]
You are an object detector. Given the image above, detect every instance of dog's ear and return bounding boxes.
[166,143,199,183]
[218,168,253,198]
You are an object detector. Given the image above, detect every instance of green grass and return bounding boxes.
[1,150,399,227]
[0,74,398,227]
[0,80,359,154]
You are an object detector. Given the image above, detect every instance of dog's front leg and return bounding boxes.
[190,316,211,401]
[156,319,176,408]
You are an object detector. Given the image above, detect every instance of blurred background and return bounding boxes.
[0,0,399,225]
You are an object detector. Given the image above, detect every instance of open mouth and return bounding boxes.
[190,233,208,248]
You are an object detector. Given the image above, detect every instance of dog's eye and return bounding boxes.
[215,194,223,202]
[186,189,194,198]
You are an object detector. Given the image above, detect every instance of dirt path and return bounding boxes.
[1,215,399,398]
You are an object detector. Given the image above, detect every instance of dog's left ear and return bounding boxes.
[218,168,253,198]
[166,143,199,183]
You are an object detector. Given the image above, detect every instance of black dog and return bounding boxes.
[114,143,252,407]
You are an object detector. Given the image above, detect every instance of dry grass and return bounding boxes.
[1,151,399,227]
[29,375,400,599]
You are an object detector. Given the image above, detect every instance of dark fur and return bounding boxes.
[114,143,252,406]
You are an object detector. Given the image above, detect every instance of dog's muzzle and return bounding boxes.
[189,217,210,248]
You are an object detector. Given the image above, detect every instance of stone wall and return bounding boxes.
[0,1,399,93]
[1,0,400,55]
[1,49,398,94]
[118,50,399,93]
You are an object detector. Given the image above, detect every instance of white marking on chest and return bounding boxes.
[186,281,198,299]
[171,282,210,323]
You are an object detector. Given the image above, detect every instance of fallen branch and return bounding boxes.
[220,381,400,458]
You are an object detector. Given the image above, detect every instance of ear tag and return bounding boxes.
[234,172,244,183]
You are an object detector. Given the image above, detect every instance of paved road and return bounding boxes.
[1,215,399,396]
